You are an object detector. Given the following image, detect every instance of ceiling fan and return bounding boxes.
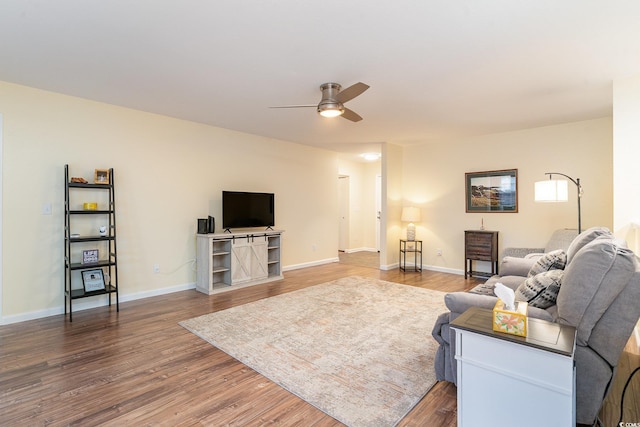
[270,82,370,122]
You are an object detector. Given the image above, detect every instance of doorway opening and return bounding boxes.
[337,173,381,269]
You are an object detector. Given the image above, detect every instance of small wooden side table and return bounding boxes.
[464,230,498,278]
[399,239,422,272]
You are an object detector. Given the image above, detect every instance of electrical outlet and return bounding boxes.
[42,203,52,215]
[153,264,160,273]
[312,244,317,252]
[436,248,443,256]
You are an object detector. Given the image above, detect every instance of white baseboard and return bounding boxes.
[0,258,338,325]
[380,262,398,270]
[0,282,196,325]
[283,257,339,271]
[1,261,468,325]
[381,263,464,275]
[423,265,465,275]
[342,247,378,254]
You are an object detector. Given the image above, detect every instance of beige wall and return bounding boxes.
[0,81,339,322]
[613,74,640,252]
[381,143,404,268]
[0,78,619,323]
[401,117,613,274]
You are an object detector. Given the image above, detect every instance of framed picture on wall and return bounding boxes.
[465,169,518,213]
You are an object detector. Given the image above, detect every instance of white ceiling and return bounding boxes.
[1,1,639,159]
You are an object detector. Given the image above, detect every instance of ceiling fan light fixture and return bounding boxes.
[361,152,381,161]
[271,81,368,122]
[318,102,345,118]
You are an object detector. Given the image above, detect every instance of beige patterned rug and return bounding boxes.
[179,276,447,427]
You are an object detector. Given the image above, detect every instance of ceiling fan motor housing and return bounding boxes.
[317,83,345,116]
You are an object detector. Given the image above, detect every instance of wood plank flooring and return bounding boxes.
[599,328,640,426]
[0,257,637,426]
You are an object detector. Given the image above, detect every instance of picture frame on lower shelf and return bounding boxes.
[81,269,106,292]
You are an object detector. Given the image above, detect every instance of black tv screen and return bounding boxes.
[222,191,275,229]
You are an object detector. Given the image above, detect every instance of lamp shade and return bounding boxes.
[534,180,569,202]
[401,207,421,222]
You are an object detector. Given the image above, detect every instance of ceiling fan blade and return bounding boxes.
[336,82,370,103]
[341,108,363,122]
[269,105,316,109]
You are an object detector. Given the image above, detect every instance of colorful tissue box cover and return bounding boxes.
[492,300,528,337]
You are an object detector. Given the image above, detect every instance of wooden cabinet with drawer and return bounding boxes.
[464,230,498,278]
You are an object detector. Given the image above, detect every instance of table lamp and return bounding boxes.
[401,207,421,241]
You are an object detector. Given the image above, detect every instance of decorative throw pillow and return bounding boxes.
[515,269,564,309]
[527,249,567,277]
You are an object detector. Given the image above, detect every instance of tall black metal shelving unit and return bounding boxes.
[64,164,119,321]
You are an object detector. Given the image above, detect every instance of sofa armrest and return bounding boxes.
[502,247,545,258]
[444,292,498,315]
[445,291,555,322]
[499,256,537,277]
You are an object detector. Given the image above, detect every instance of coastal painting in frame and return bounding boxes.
[465,169,518,213]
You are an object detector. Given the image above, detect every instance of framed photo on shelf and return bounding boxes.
[94,169,109,184]
[82,249,99,264]
[465,169,518,213]
[81,269,106,292]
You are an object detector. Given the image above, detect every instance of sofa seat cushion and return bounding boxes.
[515,269,563,309]
[527,249,567,277]
[557,236,636,346]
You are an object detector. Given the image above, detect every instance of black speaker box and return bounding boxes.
[197,218,208,234]
[208,216,215,233]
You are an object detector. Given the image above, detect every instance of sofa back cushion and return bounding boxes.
[565,226,611,264]
[587,270,640,366]
[544,228,578,253]
[556,236,636,346]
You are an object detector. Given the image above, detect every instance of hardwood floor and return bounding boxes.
[598,327,640,427]
[0,260,637,426]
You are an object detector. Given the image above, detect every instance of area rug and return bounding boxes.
[179,276,447,427]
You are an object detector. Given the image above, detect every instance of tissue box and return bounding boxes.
[492,300,528,337]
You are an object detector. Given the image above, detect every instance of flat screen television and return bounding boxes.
[222,191,275,230]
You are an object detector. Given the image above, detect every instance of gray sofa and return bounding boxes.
[431,227,640,425]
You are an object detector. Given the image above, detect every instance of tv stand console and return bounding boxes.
[196,230,284,295]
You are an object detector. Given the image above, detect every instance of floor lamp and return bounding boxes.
[534,172,583,234]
